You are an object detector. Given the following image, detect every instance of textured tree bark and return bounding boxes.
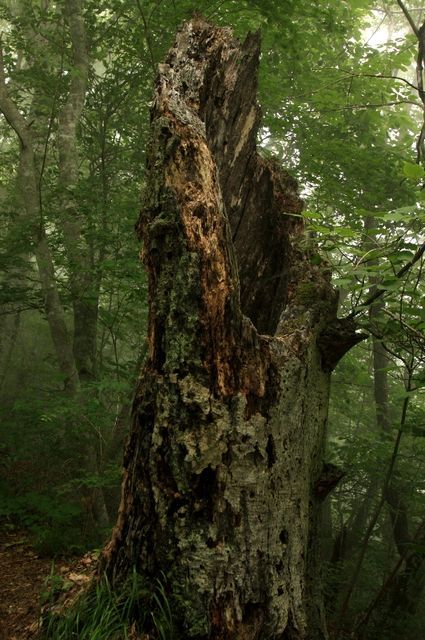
[102,18,359,639]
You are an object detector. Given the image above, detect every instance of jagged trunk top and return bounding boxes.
[136,18,339,392]
[139,18,311,339]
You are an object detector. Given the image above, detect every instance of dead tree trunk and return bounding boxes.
[102,18,361,639]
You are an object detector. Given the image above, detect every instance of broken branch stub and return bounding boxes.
[102,17,357,639]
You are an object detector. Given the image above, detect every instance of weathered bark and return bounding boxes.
[103,18,359,639]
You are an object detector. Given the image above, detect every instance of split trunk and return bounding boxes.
[102,18,360,640]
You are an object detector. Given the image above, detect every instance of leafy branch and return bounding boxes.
[347,240,425,319]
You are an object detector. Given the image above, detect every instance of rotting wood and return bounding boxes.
[102,16,363,640]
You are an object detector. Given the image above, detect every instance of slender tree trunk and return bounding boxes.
[354,223,424,636]
[333,221,395,635]
[0,311,20,393]
[19,137,80,395]
[58,0,98,382]
[102,19,362,639]
[381,432,425,632]
[55,0,109,527]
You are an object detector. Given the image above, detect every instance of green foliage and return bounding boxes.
[403,161,425,180]
[0,487,84,555]
[42,571,175,640]
[327,335,425,637]
[0,322,127,553]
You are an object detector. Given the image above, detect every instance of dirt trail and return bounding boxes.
[0,528,96,640]
[0,529,52,639]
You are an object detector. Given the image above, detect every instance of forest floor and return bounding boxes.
[0,527,96,640]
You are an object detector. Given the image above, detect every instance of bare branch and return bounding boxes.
[338,394,410,624]
[396,2,425,161]
[356,518,425,634]
[135,0,156,73]
[351,72,420,93]
[382,308,425,345]
[318,100,423,113]
[396,0,420,38]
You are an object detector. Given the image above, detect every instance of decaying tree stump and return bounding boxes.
[102,17,361,639]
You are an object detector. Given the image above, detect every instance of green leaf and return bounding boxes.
[333,277,353,287]
[303,211,322,220]
[377,277,400,291]
[310,224,332,234]
[403,161,425,179]
[333,227,359,238]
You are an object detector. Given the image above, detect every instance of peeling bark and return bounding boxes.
[102,18,361,639]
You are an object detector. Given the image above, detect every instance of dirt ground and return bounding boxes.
[0,528,95,640]
[0,528,51,639]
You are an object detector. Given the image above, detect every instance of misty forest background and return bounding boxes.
[1,0,425,638]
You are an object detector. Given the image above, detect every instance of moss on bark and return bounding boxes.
[101,17,361,640]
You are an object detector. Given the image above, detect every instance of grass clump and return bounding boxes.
[41,569,174,639]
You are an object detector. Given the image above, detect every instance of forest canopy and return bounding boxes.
[1,1,425,639]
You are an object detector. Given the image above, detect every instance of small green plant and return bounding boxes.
[40,563,75,613]
[41,569,176,639]
[152,577,175,640]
